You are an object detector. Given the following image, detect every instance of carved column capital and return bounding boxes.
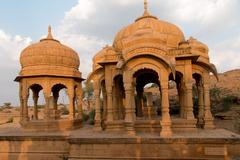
[160,81,168,90]
[94,89,100,97]
[203,84,209,90]
[124,83,132,92]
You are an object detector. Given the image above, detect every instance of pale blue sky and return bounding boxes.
[0,0,77,40]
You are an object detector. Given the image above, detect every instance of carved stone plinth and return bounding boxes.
[160,121,172,137]
[125,122,136,136]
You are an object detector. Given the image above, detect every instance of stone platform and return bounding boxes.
[20,118,82,131]
[0,123,240,160]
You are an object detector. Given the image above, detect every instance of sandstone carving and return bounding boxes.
[88,0,218,136]
[15,26,84,131]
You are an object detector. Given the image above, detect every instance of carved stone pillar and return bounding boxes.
[160,81,172,137]
[185,82,195,120]
[22,90,29,122]
[32,92,39,120]
[203,84,215,129]
[68,87,75,120]
[131,79,136,120]
[197,85,204,127]
[124,82,135,135]
[94,87,102,131]
[76,85,83,119]
[102,86,107,121]
[19,84,24,121]
[106,86,114,122]
[44,92,51,120]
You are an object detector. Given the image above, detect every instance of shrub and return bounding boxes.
[60,107,69,115]
[82,112,89,122]
[3,103,11,109]
[210,87,222,108]
[210,87,239,113]
[6,117,14,123]
[89,109,95,125]
[221,96,237,111]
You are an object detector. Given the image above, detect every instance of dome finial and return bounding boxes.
[144,0,149,15]
[47,25,53,39]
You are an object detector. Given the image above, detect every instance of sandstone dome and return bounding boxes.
[19,26,81,78]
[113,9,185,51]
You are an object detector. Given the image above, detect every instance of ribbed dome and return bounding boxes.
[113,9,185,51]
[20,26,81,78]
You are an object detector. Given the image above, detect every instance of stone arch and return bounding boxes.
[134,68,161,119]
[123,54,174,76]
[122,57,171,120]
[87,68,104,84]
[51,83,68,92]
[192,64,205,76]
[192,64,210,85]
[123,57,170,80]
[50,82,68,91]
[27,81,44,91]
[192,62,218,80]
[28,83,44,120]
[50,83,68,119]
[29,83,43,92]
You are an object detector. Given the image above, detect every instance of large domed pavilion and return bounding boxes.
[15,26,84,130]
[88,0,218,136]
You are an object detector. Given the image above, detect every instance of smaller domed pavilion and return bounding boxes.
[15,26,84,131]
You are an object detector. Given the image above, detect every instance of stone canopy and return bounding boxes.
[15,26,84,131]
[88,0,218,136]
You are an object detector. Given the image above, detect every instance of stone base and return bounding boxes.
[135,119,161,132]
[93,120,102,131]
[134,118,197,133]
[20,118,82,131]
[204,119,215,129]
[0,127,239,160]
[125,121,136,136]
[172,118,197,132]
[104,120,125,132]
[69,137,240,160]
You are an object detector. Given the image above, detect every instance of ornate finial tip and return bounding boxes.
[47,25,53,39]
[144,0,148,11]
[143,0,149,16]
[48,25,51,33]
